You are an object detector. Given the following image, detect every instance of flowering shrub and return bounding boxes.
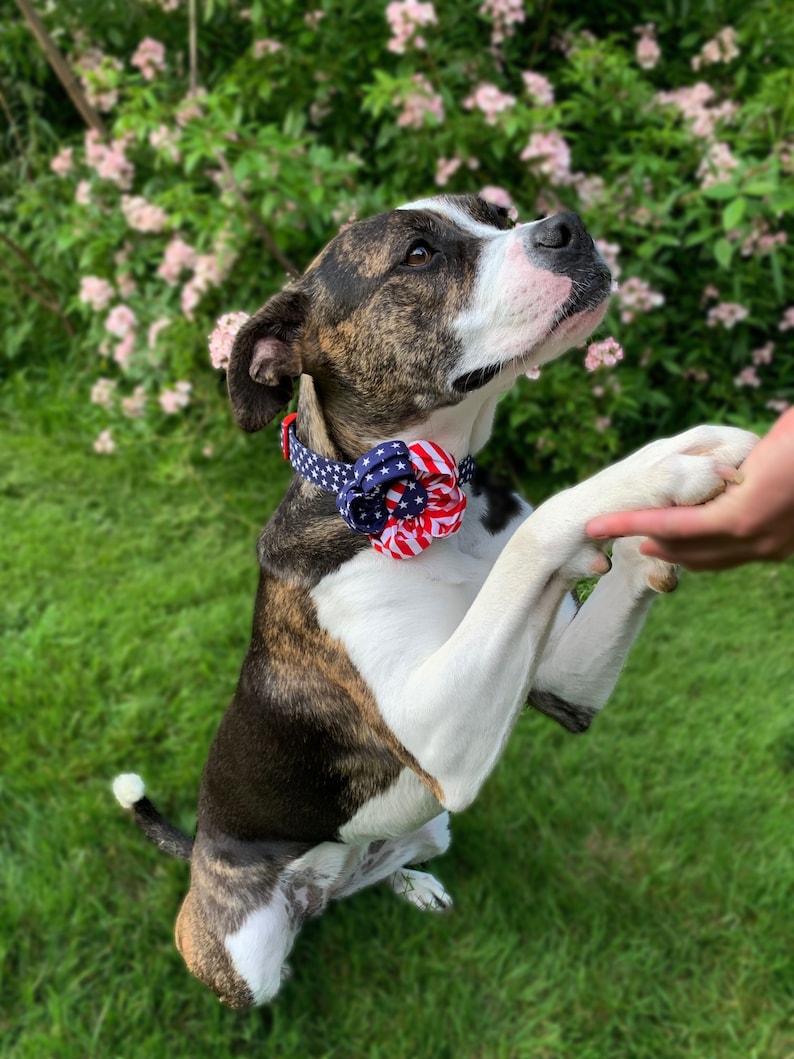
[3,0,792,482]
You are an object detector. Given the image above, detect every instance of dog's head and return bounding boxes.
[228,194,611,458]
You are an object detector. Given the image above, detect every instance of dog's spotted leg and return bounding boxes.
[528,537,677,729]
[389,868,453,911]
[334,812,452,902]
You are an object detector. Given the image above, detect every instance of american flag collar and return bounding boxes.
[280,413,476,560]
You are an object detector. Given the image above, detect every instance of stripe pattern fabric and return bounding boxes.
[282,415,475,560]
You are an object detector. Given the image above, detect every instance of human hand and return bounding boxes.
[585,407,794,571]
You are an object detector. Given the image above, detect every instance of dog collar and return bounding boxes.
[281,413,475,560]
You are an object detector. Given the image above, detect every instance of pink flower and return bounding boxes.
[655,83,737,141]
[521,71,554,106]
[121,195,168,233]
[571,173,606,209]
[175,88,207,127]
[595,240,621,282]
[121,385,147,419]
[752,342,774,366]
[93,429,116,455]
[253,39,282,57]
[117,272,136,298]
[113,332,135,368]
[304,10,324,27]
[594,416,612,433]
[75,180,92,206]
[105,304,137,338]
[766,399,791,414]
[179,240,237,319]
[385,0,437,53]
[702,284,720,302]
[733,366,760,388]
[74,49,123,112]
[617,276,664,323]
[706,301,748,329]
[159,381,192,414]
[148,317,171,351]
[463,82,516,125]
[479,0,525,47]
[692,27,739,71]
[90,377,117,409]
[158,237,196,285]
[131,38,166,81]
[778,307,794,332]
[519,131,572,185]
[697,141,739,188]
[435,156,462,186]
[585,337,624,372]
[395,75,444,128]
[50,147,74,177]
[636,33,661,70]
[479,185,517,219]
[181,280,202,320]
[684,366,710,383]
[741,220,791,257]
[208,311,251,370]
[84,130,134,188]
[149,124,181,163]
[80,276,115,312]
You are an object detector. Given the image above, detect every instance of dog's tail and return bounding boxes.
[112,773,194,861]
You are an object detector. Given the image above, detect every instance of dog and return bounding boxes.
[113,193,755,1008]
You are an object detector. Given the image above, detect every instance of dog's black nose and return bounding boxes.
[527,211,589,252]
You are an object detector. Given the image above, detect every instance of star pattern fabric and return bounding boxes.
[281,415,475,560]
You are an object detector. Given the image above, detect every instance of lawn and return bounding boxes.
[2,387,793,1059]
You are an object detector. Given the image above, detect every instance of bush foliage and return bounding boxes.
[2,0,792,481]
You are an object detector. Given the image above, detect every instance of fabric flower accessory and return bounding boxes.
[281,414,475,559]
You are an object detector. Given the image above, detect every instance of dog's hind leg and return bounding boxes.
[335,811,453,910]
[388,867,452,911]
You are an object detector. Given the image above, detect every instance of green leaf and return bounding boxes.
[743,180,777,197]
[770,187,794,212]
[769,251,785,301]
[702,184,737,200]
[714,238,734,268]
[722,197,746,230]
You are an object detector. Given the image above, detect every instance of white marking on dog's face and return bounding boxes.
[452,230,574,381]
[398,196,517,240]
[401,195,611,392]
[224,890,294,1006]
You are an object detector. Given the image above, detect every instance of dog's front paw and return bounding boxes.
[389,869,453,912]
[634,424,757,509]
[611,537,678,594]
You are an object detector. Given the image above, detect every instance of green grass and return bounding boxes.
[2,388,793,1059]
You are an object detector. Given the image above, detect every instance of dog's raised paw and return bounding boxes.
[611,537,679,594]
[646,560,679,594]
[389,868,453,912]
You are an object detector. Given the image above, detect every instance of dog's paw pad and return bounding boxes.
[611,537,678,594]
[389,868,453,912]
[646,561,678,594]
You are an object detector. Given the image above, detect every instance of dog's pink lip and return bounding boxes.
[521,300,610,367]
[452,298,610,393]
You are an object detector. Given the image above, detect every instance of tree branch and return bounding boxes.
[0,232,75,336]
[14,0,107,135]
[214,150,301,279]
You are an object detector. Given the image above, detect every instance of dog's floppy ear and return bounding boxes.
[227,287,310,432]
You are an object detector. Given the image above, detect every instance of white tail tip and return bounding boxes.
[113,773,145,809]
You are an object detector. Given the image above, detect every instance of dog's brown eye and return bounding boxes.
[405,242,434,266]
